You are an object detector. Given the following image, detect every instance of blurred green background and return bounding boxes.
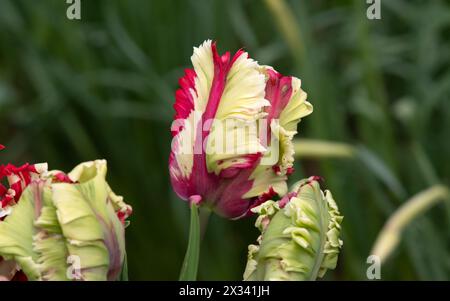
[1,0,450,280]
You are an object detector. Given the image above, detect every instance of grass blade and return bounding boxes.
[371,185,450,264]
[356,146,407,199]
[294,139,355,158]
[293,139,405,199]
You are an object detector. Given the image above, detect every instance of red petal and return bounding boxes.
[173,68,197,136]
[0,184,6,195]
[53,172,74,183]
[219,153,262,178]
[9,181,23,202]
[264,69,294,137]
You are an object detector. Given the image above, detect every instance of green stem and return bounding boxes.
[179,203,201,281]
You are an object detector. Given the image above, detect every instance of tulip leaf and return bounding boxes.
[179,203,200,281]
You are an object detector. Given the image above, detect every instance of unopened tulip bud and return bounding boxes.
[243,177,343,281]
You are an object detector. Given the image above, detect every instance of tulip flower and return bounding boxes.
[0,159,132,281]
[243,177,343,281]
[169,40,313,219]
[0,145,48,280]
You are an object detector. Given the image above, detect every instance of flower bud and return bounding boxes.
[243,177,343,281]
[0,160,132,281]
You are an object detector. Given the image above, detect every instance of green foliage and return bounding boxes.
[0,0,449,280]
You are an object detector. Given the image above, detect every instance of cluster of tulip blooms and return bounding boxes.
[0,40,343,281]
[170,40,343,280]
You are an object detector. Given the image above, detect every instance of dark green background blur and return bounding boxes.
[1,0,449,280]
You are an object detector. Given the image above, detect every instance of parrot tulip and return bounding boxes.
[169,40,313,219]
[243,177,343,281]
[0,159,132,281]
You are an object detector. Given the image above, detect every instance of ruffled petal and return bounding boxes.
[169,41,313,219]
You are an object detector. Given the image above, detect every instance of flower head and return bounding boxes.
[0,159,132,281]
[243,177,343,281]
[169,40,312,219]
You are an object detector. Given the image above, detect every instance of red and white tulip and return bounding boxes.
[169,40,312,219]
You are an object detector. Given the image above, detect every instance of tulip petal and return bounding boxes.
[54,160,126,280]
[191,40,215,113]
[0,183,41,280]
[279,77,313,132]
[243,68,313,204]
